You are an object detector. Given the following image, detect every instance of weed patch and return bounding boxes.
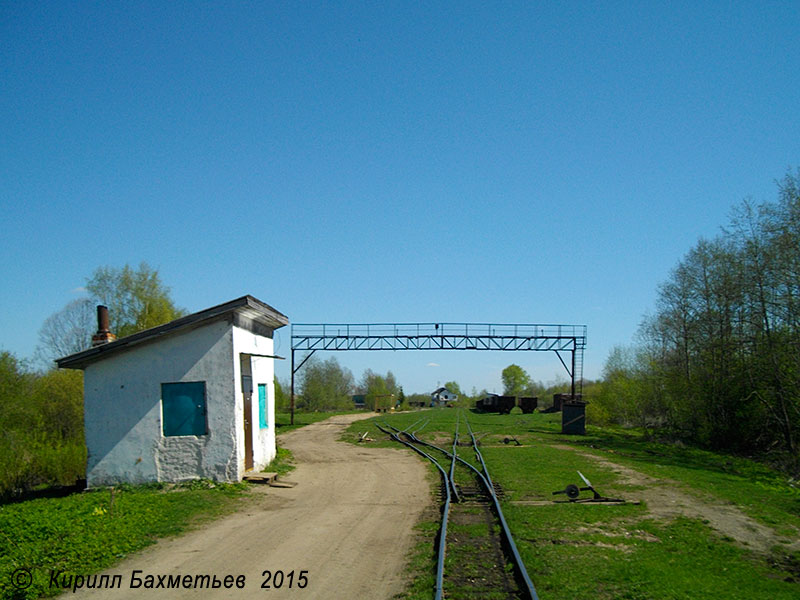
[264,446,295,477]
[0,482,247,600]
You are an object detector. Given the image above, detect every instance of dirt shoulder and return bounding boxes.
[552,443,800,555]
[74,413,430,599]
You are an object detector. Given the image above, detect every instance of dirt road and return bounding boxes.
[74,413,430,598]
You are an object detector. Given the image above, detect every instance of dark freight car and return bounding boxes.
[475,395,497,412]
[496,396,517,414]
[518,396,538,413]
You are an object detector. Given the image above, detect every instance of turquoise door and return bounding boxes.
[258,384,268,429]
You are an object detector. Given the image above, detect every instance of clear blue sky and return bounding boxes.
[2,2,798,394]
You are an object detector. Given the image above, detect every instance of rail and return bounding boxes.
[378,412,540,600]
[374,422,451,600]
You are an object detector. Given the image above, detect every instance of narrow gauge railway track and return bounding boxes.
[376,413,539,600]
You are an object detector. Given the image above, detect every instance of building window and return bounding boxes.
[258,383,268,429]
[162,382,207,436]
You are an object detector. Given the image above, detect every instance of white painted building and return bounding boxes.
[431,387,458,405]
[57,296,288,487]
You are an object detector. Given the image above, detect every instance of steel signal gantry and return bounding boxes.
[289,322,586,424]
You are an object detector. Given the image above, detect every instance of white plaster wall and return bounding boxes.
[231,324,277,475]
[83,319,238,487]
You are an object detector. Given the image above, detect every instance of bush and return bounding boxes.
[0,352,86,500]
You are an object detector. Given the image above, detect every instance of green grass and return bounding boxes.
[0,481,247,600]
[263,446,296,477]
[275,409,363,434]
[399,511,440,599]
[355,408,800,600]
[511,508,796,600]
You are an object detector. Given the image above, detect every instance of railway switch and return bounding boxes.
[552,470,626,503]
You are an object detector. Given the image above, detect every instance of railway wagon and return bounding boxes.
[475,395,497,412]
[495,395,517,414]
[477,395,538,414]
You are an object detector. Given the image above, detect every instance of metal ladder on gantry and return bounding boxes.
[289,322,586,424]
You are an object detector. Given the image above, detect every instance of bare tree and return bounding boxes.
[35,298,95,367]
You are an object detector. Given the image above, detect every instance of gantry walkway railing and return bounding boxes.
[289,322,586,423]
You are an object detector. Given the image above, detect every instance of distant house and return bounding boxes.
[57,295,288,487]
[431,387,458,406]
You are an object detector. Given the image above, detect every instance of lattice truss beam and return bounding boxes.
[288,322,587,424]
[293,330,581,352]
[292,323,585,372]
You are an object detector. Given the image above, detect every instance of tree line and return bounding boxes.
[282,357,575,413]
[1,263,185,499]
[590,170,800,470]
[284,355,404,412]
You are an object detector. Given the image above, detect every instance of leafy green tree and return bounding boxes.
[86,262,185,338]
[274,376,290,411]
[0,352,85,498]
[31,369,84,442]
[501,364,531,396]
[0,351,32,425]
[396,386,406,409]
[358,369,399,410]
[443,381,463,397]
[366,374,390,410]
[298,356,354,411]
[591,346,664,435]
[385,371,399,399]
[630,169,800,463]
[36,263,185,364]
[524,379,547,397]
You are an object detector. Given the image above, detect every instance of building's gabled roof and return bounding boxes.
[431,387,458,399]
[56,295,288,370]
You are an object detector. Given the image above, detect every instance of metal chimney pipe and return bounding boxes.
[91,305,116,347]
[97,305,110,333]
